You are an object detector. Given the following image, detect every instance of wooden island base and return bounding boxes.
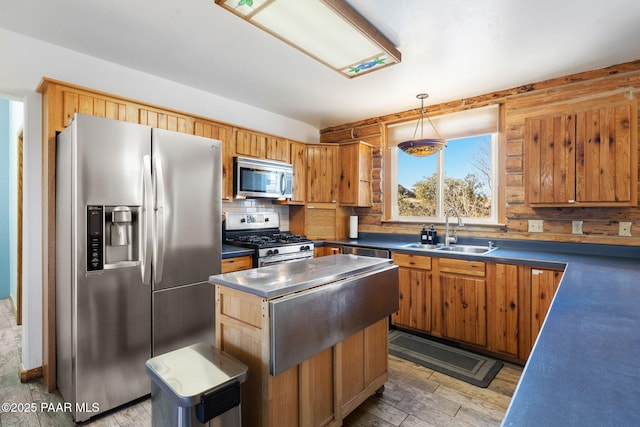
[215,285,389,427]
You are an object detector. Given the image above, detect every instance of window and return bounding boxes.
[387,105,499,224]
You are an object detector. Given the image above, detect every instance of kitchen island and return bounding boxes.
[209,254,399,427]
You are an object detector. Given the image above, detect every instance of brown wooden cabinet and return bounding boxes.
[486,263,525,360]
[235,129,267,159]
[530,267,563,351]
[339,141,372,207]
[391,253,432,331]
[314,245,343,257]
[265,135,290,163]
[524,101,638,206]
[307,144,339,204]
[436,257,487,346]
[62,89,130,126]
[139,108,189,132]
[390,250,565,362]
[288,141,307,204]
[303,204,350,240]
[194,120,234,202]
[337,319,388,417]
[221,255,253,273]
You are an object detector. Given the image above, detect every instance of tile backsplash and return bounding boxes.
[223,199,290,231]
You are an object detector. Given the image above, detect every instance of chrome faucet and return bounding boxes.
[444,208,464,246]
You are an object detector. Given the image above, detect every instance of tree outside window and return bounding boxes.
[394,134,497,223]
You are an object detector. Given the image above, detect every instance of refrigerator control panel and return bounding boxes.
[87,206,104,271]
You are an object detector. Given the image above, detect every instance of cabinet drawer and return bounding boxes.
[392,252,431,270]
[438,257,485,277]
[221,255,253,273]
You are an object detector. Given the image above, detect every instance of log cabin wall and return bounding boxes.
[320,60,640,246]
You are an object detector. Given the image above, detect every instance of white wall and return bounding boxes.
[8,100,23,307]
[21,93,42,371]
[0,27,319,371]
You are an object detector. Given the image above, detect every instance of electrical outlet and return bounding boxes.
[572,220,583,235]
[619,221,632,237]
[528,219,544,233]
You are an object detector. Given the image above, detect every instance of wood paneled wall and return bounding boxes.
[320,60,640,246]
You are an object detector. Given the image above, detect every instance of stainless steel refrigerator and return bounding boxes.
[55,114,221,422]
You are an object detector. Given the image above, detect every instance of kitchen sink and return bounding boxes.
[436,244,496,254]
[400,243,443,250]
[400,242,497,255]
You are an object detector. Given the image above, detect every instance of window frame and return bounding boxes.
[383,104,504,226]
[388,133,499,224]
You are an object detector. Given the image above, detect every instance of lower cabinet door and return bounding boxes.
[440,274,487,346]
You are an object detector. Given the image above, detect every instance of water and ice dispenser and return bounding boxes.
[87,205,140,272]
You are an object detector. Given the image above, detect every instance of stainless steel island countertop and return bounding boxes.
[208,254,394,299]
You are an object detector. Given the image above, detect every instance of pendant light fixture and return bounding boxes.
[398,93,447,156]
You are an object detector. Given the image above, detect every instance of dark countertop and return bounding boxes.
[221,244,254,259]
[318,233,640,426]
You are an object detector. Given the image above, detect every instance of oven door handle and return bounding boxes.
[259,253,313,268]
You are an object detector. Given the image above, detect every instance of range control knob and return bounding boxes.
[267,249,273,256]
[273,249,279,255]
[301,245,310,251]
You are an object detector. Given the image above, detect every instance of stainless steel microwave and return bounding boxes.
[234,157,293,199]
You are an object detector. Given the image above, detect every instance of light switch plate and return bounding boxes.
[572,220,583,235]
[528,219,544,233]
[619,221,632,237]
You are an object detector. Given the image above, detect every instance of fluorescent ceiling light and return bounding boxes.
[215,0,401,78]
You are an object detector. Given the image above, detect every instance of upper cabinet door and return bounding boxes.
[289,141,307,204]
[575,103,635,204]
[265,136,290,163]
[307,144,339,204]
[524,114,576,204]
[525,101,638,207]
[339,141,372,207]
[235,129,266,159]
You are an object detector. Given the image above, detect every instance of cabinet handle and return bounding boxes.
[568,199,576,203]
[462,303,468,309]
[510,302,517,310]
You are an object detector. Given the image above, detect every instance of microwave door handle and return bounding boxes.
[141,155,153,285]
[279,171,285,196]
[153,156,165,284]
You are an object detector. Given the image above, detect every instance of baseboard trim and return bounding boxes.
[19,363,43,383]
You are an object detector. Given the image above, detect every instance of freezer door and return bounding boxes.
[151,129,222,291]
[152,282,215,356]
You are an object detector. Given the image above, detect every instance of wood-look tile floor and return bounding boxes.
[0,298,522,426]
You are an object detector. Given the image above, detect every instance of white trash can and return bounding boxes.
[145,342,248,427]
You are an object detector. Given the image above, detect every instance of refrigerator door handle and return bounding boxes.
[154,156,165,284]
[141,155,153,285]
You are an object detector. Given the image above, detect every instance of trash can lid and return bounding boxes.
[145,342,248,407]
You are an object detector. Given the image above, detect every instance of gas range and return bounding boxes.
[224,212,314,268]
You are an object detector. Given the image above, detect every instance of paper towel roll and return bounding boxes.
[349,216,358,239]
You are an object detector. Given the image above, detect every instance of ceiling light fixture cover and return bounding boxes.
[398,94,447,157]
[214,0,401,78]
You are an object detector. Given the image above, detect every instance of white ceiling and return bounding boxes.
[2,0,640,129]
